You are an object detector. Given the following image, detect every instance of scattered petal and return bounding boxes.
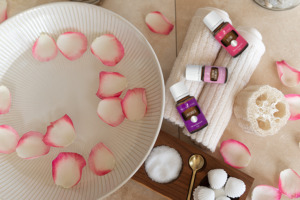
[0,0,7,23]
[251,185,282,200]
[57,32,87,60]
[145,11,174,35]
[97,97,125,127]
[276,60,300,87]
[88,142,115,176]
[278,169,300,199]
[220,139,251,168]
[285,94,300,120]
[16,131,50,159]
[91,34,125,66]
[0,85,11,114]
[52,152,86,188]
[32,33,58,62]
[43,114,76,147]
[0,125,19,154]
[96,71,127,99]
[121,88,147,121]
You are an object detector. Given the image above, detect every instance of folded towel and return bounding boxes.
[183,27,266,152]
[163,7,231,127]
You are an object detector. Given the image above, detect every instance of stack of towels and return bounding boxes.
[164,7,265,152]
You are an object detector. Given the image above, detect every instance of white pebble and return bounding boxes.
[145,145,182,183]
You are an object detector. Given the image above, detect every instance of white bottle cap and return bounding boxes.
[185,65,203,81]
[203,11,224,32]
[169,82,189,102]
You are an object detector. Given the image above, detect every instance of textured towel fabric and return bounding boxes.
[183,27,266,152]
[163,7,231,127]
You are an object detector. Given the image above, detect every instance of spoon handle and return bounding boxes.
[187,170,197,200]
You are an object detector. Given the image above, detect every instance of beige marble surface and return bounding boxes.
[5,0,300,200]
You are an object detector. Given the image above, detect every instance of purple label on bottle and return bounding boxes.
[176,98,208,133]
[215,23,248,57]
[203,66,227,84]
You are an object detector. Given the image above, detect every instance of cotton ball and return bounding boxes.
[208,169,228,189]
[225,177,246,198]
[145,146,182,183]
[193,186,214,200]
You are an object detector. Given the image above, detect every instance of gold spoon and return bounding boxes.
[187,154,205,200]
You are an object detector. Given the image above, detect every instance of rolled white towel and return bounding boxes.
[183,27,266,152]
[164,7,231,128]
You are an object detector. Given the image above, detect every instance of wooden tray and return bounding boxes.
[132,131,254,200]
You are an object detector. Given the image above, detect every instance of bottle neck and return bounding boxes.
[212,22,228,36]
[177,95,192,104]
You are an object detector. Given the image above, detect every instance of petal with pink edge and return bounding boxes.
[220,139,251,168]
[145,11,174,35]
[0,0,7,23]
[276,60,300,87]
[0,85,11,114]
[252,185,282,200]
[52,152,86,188]
[0,125,19,154]
[279,169,300,199]
[285,94,300,120]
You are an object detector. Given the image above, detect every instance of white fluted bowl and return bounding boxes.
[0,2,164,200]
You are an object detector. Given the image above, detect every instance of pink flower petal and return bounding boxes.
[88,142,115,176]
[145,11,174,35]
[276,60,300,87]
[96,71,127,99]
[278,169,300,199]
[252,185,282,200]
[220,139,251,168]
[0,125,19,154]
[32,33,58,62]
[0,85,11,114]
[285,94,300,120]
[16,131,50,159]
[52,152,86,188]
[0,0,7,23]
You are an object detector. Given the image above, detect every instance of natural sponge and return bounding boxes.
[234,85,290,136]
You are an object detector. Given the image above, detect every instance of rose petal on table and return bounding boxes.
[285,94,300,120]
[52,152,86,188]
[0,0,7,23]
[16,131,50,159]
[91,34,124,66]
[56,32,87,61]
[145,11,174,35]
[0,125,19,154]
[278,169,300,199]
[0,85,11,114]
[220,139,251,168]
[251,185,282,200]
[96,71,127,99]
[32,33,58,62]
[276,60,300,87]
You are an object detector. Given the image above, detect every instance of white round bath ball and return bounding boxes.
[225,177,246,198]
[208,169,228,189]
[145,145,182,183]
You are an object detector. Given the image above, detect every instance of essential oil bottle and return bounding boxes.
[186,64,228,84]
[203,11,248,57]
[170,82,208,133]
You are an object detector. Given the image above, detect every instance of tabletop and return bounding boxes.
[5,0,300,199]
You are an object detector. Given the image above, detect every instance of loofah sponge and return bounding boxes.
[234,85,290,136]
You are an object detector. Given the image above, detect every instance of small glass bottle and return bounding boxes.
[170,82,208,133]
[203,11,248,57]
[186,65,228,84]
